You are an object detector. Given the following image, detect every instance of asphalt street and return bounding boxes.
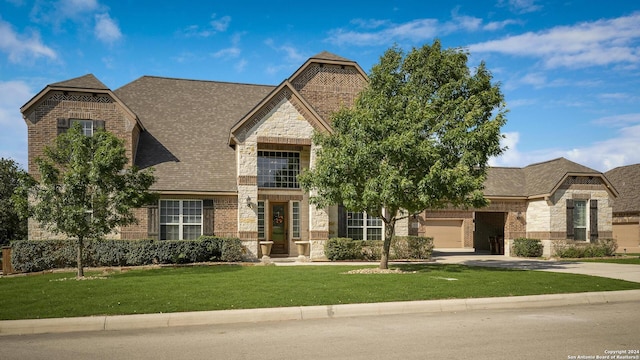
[0,301,638,360]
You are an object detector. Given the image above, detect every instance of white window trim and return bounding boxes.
[257,201,266,240]
[347,211,385,241]
[573,200,589,241]
[292,201,300,239]
[160,199,203,240]
[71,119,94,136]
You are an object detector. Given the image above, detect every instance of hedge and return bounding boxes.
[10,236,244,273]
[512,238,543,258]
[325,236,433,261]
[553,238,618,258]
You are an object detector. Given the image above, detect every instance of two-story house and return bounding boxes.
[21,52,620,259]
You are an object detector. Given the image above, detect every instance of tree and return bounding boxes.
[0,158,30,244]
[15,123,155,277]
[299,40,507,269]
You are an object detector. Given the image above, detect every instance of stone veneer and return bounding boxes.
[235,95,328,259]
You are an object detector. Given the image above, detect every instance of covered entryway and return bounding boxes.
[474,212,506,254]
[269,202,288,255]
[613,222,640,253]
[424,220,463,248]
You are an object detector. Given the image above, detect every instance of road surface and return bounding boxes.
[1,302,638,360]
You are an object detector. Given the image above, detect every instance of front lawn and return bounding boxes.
[1,264,639,320]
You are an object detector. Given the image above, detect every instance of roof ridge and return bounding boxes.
[49,74,109,90]
[310,51,354,63]
[523,157,566,168]
[125,75,275,87]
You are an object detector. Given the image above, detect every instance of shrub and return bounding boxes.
[394,236,434,260]
[220,237,244,262]
[11,237,246,273]
[512,238,543,258]
[554,238,618,258]
[325,238,363,260]
[325,236,433,261]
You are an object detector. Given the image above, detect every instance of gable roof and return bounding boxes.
[50,74,109,90]
[20,74,139,127]
[114,76,274,193]
[309,51,352,62]
[229,80,332,145]
[288,51,368,85]
[484,157,615,198]
[605,163,640,213]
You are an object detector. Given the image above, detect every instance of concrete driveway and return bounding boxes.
[431,251,640,283]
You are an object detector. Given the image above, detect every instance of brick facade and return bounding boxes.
[24,91,139,178]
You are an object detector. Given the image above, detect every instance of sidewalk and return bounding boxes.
[1,253,639,336]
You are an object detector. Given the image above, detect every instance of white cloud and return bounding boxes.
[469,13,640,69]
[57,0,100,19]
[179,13,231,38]
[94,13,121,44]
[326,10,520,47]
[212,47,240,59]
[0,80,32,168]
[326,18,439,46]
[31,0,100,25]
[0,19,57,62]
[350,18,389,30]
[489,131,522,167]
[497,0,542,14]
[235,59,248,72]
[210,14,231,32]
[264,39,306,63]
[483,19,520,31]
[506,98,536,108]
[592,113,640,126]
[30,0,123,46]
[490,124,640,172]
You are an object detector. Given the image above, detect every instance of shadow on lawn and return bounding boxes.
[393,263,509,273]
[113,263,245,278]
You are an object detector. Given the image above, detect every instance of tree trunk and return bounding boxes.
[77,236,84,278]
[379,221,396,270]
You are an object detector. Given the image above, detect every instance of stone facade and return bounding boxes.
[419,175,615,257]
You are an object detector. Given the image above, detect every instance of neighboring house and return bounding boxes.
[417,158,618,257]
[20,52,621,259]
[605,164,640,253]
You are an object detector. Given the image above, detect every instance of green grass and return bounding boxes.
[1,264,639,320]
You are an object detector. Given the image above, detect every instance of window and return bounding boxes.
[257,151,300,188]
[160,200,202,240]
[258,201,265,239]
[347,211,384,240]
[292,201,300,238]
[71,119,94,136]
[573,200,587,241]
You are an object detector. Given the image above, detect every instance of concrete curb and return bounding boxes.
[2,289,639,336]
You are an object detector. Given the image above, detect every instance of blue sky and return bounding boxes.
[1,0,639,172]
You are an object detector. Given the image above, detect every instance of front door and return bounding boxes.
[270,203,288,255]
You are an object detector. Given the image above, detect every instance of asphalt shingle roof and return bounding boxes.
[484,157,603,198]
[50,74,109,90]
[605,164,640,213]
[309,51,353,62]
[114,76,275,193]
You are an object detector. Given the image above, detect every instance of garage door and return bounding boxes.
[613,223,640,252]
[424,220,463,248]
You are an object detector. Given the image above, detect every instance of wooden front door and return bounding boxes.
[270,203,288,255]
